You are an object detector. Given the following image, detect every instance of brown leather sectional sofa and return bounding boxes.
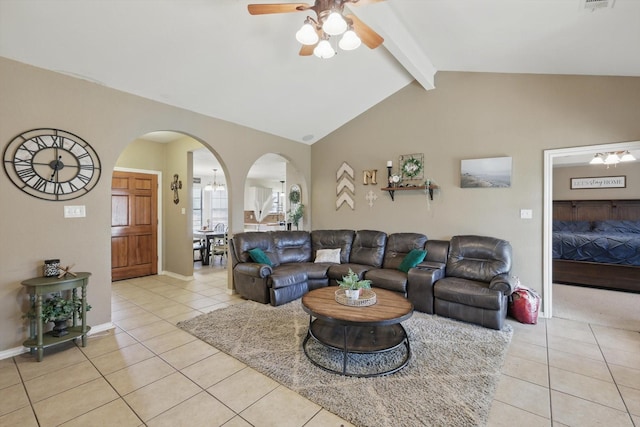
[229,229,516,329]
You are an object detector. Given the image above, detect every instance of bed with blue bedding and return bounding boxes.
[553,220,640,266]
[553,200,640,293]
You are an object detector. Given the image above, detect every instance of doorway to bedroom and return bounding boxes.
[544,140,640,330]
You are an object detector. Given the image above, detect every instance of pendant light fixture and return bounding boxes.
[204,169,225,192]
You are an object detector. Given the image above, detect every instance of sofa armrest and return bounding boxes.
[416,261,446,270]
[234,262,273,278]
[407,265,445,314]
[489,273,517,295]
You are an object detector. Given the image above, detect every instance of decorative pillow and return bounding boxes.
[314,248,341,264]
[248,248,273,266]
[398,249,427,273]
[552,220,592,232]
[593,220,640,234]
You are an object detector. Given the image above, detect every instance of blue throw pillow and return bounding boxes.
[248,248,273,266]
[398,249,427,273]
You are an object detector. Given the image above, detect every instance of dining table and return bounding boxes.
[193,230,225,265]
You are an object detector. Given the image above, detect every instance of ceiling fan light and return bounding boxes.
[589,154,604,164]
[620,151,636,162]
[322,12,347,36]
[339,30,361,51]
[313,39,335,59]
[604,153,620,164]
[295,23,318,45]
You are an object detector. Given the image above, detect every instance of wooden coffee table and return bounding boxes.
[301,286,413,377]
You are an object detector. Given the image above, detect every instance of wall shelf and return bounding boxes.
[381,185,439,201]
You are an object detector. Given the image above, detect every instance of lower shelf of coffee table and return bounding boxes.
[310,319,405,353]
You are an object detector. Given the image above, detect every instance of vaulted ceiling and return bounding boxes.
[1,0,639,145]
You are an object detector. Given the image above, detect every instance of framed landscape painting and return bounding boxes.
[461,157,512,188]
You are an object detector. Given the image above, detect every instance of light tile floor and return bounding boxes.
[1,265,638,426]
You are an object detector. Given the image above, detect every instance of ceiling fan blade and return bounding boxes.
[299,44,316,56]
[347,14,384,49]
[346,0,387,6]
[247,3,311,15]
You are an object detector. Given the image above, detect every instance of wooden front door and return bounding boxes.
[111,171,158,281]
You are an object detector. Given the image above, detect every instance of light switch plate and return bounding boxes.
[520,209,533,219]
[64,205,86,218]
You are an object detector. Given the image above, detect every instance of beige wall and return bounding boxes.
[3,56,640,355]
[0,57,310,354]
[553,163,639,200]
[311,72,640,297]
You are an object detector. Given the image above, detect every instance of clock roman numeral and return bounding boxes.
[77,172,91,184]
[17,168,37,181]
[54,183,65,194]
[50,136,63,148]
[17,145,37,158]
[33,136,48,150]
[33,177,47,191]
[13,158,32,167]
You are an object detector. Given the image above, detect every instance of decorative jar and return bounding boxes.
[43,259,60,277]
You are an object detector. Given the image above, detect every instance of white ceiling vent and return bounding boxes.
[580,0,615,10]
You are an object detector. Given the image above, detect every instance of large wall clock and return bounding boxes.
[2,128,101,201]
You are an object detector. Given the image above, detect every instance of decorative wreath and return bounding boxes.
[401,157,423,179]
[289,187,301,204]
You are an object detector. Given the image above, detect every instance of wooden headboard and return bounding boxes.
[553,200,640,222]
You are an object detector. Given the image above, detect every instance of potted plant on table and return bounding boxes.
[337,268,372,299]
[24,292,91,337]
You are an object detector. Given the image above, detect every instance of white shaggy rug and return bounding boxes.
[178,300,512,427]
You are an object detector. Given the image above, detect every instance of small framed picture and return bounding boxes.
[461,157,512,188]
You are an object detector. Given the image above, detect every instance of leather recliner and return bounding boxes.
[433,235,516,330]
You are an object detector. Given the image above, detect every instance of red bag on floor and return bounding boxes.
[508,283,541,325]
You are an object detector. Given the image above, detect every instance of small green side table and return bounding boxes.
[21,272,91,362]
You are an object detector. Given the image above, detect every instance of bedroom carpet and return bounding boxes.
[178,300,513,427]
[553,283,640,331]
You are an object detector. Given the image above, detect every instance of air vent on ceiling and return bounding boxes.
[581,0,615,10]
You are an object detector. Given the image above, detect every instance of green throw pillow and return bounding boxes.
[248,248,273,266]
[398,249,427,273]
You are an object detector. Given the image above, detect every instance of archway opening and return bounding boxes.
[243,153,307,232]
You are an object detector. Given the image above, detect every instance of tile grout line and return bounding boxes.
[111,288,247,426]
[590,323,637,426]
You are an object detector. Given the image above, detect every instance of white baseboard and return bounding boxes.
[0,322,115,361]
[161,271,194,281]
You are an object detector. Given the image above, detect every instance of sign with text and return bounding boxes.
[570,176,626,189]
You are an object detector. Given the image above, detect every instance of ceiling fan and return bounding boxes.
[247,0,386,59]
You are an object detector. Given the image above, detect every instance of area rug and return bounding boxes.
[178,301,512,427]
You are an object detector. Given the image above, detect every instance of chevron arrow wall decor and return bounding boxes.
[336,161,355,210]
